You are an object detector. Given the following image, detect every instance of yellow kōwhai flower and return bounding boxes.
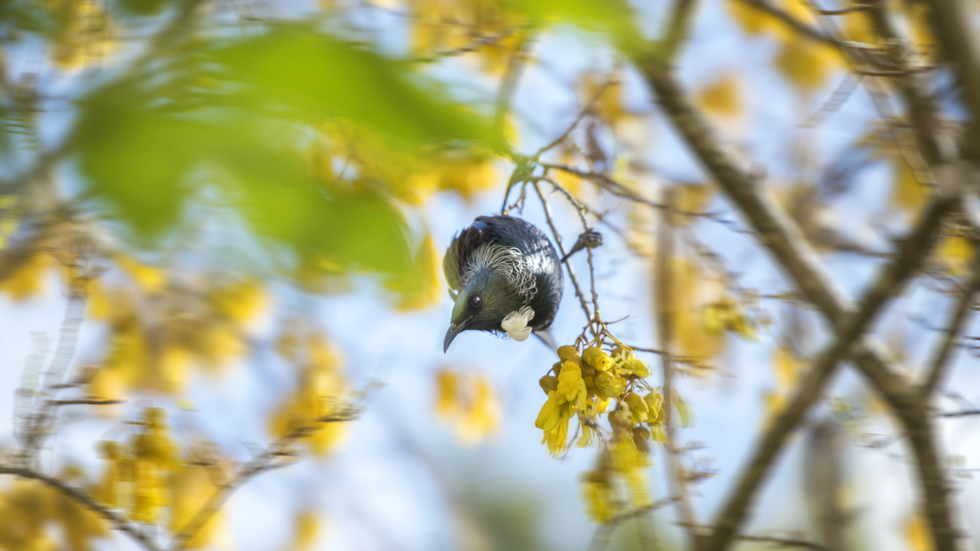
[625,392,649,424]
[583,347,614,372]
[594,371,626,398]
[557,361,587,412]
[581,473,616,524]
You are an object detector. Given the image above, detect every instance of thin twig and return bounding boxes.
[531,182,593,328]
[534,79,616,158]
[922,258,980,394]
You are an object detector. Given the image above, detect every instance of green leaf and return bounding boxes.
[515,0,643,50]
[206,26,489,148]
[72,28,481,280]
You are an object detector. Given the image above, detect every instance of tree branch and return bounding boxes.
[922,262,980,394]
[634,65,961,551]
[169,406,360,551]
[929,0,980,148]
[0,465,163,551]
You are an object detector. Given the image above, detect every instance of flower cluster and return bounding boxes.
[534,342,669,522]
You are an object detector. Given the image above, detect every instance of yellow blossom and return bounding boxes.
[535,391,562,432]
[434,369,460,419]
[577,420,594,448]
[583,347,614,371]
[644,391,664,425]
[456,377,501,444]
[557,345,581,364]
[581,473,616,524]
[536,391,571,456]
[539,375,558,394]
[557,361,587,412]
[594,371,626,398]
[625,392,649,424]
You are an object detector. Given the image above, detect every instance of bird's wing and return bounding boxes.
[443,217,497,292]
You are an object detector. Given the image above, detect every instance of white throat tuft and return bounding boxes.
[501,306,535,341]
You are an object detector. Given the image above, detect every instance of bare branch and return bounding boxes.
[922,262,980,394]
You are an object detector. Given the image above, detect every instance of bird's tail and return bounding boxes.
[533,328,557,351]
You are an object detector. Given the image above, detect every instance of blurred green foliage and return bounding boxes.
[73,26,493,281]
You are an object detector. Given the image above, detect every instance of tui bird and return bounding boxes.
[443,215,564,352]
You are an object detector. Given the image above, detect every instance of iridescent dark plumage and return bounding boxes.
[443,215,563,352]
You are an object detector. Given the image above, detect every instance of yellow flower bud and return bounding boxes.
[644,391,664,425]
[583,347,614,372]
[609,408,632,432]
[703,303,726,335]
[539,375,558,394]
[557,345,581,365]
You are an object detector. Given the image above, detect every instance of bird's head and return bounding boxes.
[444,269,519,352]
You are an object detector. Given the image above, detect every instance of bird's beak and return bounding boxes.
[443,316,472,353]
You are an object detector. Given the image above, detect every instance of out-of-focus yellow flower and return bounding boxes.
[158,345,193,394]
[130,407,179,523]
[434,368,501,444]
[644,391,664,425]
[209,277,269,325]
[905,512,933,551]
[774,35,840,94]
[0,252,52,300]
[170,462,225,549]
[696,73,742,118]
[435,369,460,418]
[197,323,247,371]
[291,509,323,551]
[86,366,126,418]
[936,234,975,277]
[581,471,616,524]
[116,255,166,294]
[95,441,127,509]
[611,438,650,507]
[270,332,349,456]
[457,376,501,444]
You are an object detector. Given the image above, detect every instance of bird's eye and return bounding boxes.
[469,295,482,309]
